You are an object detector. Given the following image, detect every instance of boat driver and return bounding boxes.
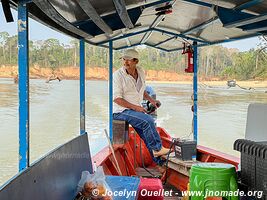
[113,49,170,162]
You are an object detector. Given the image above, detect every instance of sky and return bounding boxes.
[222,37,260,51]
[0,8,261,51]
[0,9,72,44]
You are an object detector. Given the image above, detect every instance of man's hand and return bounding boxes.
[150,99,161,108]
[133,105,147,113]
[143,91,161,108]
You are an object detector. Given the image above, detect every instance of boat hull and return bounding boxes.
[93,127,240,191]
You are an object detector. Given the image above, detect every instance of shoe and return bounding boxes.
[153,147,171,157]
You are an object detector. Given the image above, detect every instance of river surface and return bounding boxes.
[0,78,266,186]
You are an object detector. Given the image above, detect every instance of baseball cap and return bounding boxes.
[121,49,139,60]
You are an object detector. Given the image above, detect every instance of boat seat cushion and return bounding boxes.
[137,177,164,200]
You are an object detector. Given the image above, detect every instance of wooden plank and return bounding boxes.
[162,154,198,176]
[135,167,162,178]
[76,0,113,35]
[119,148,136,175]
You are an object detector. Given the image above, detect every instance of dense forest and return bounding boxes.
[0,31,266,80]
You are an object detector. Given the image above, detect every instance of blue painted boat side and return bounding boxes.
[0,133,93,200]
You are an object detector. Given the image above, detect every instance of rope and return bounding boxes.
[139,140,158,178]
[163,138,176,185]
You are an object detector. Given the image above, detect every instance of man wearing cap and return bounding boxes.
[113,49,170,160]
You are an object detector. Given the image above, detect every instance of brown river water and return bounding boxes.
[0,78,266,186]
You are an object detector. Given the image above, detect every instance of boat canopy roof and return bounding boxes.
[7,0,267,51]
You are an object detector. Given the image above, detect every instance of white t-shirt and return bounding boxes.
[113,66,146,113]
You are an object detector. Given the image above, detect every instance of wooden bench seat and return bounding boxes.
[162,153,198,176]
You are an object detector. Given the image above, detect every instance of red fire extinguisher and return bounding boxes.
[182,43,194,73]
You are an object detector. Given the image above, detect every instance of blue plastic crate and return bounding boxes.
[106,176,140,200]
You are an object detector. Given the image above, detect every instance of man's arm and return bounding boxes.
[143,91,161,108]
[144,91,158,105]
[114,98,146,112]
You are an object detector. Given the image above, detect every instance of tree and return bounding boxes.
[5,35,18,65]
[0,32,266,80]
[0,32,10,64]
[255,36,267,79]
[70,40,78,67]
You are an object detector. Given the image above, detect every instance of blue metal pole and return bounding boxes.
[80,39,85,135]
[18,0,29,171]
[109,41,113,142]
[193,41,198,142]
[97,28,150,45]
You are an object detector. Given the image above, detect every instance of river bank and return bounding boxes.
[0,65,193,81]
[149,80,267,88]
[0,65,266,88]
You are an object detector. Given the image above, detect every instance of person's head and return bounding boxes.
[121,49,139,68]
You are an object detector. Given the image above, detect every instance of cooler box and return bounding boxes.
[234,139,267,200]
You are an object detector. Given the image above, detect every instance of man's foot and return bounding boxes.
[155,165,166,174]
[153,147,171,157]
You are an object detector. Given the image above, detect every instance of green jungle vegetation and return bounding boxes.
[0,31,266,80]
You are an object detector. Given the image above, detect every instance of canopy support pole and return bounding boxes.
[18,0,29,171]
[109,41,113,142]
[193,41,198,142]
[80,39,86,135]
